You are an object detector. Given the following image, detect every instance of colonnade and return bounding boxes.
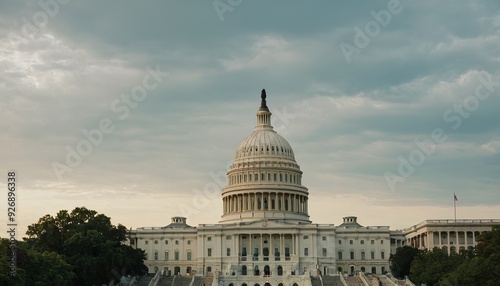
[235,233,301,261]
[222,192,308,214]
[407,230,481,254]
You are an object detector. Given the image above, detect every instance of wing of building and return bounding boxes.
[127,90,499,286]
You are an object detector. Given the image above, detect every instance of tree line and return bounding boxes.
[0,207,147,286]
[390,226,500,286]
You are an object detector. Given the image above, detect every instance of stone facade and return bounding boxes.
[404,219,500,255]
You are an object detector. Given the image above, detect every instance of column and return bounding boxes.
[254,193,258,211]
[270,233,273,261]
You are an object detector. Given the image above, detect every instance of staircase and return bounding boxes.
[322,276,344,286]
[133,275,153,286]
[311,276,322,286]
[156,276,175,286]
[379,275,397,286]
[345,276,364,286]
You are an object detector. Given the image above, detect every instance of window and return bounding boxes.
[361,240,364,244]
[371,251,375,259]
[145,241,149,245]
[154,251,158,260]
[175,240,179,245]
[207,266,212,272]
[226,235,232,240]
[338,251,343,260]
[322,236,327,241]
[303,235,309,240]
[279,174,283,182]
[175,251,179,260]
[274,173,277,181]
[227,248,231,256]
[381,251,385,259]
[361,251,365,260]
[338,240,342,245]
[261,173,265,181]
[268,173,271,181]
[154,240,158,244]
[322,248,327,257]
[304,248,309,256]
[165,240,168,244]
[207,237,212,241]
[350,252,354,260]
[371,240,374,244]
[187,240,191,245]
[187,251,192,261]
[208,248,212,257]
[165,251,169,261]
[255,174,258,181]
[381,240,384,244]
[350,240,353,245]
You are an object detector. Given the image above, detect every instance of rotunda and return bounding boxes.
[220,90,310,223]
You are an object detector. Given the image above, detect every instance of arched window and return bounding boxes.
[187,251,192,261]
[277,265,283,276]
[242,265,247,275]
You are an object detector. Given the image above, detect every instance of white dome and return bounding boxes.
[220,89,310,224]
[234,129,295,161]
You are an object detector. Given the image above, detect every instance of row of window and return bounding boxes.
[145,239,191,245]
[239,144,293,156]
[339,239,384,245]
[338,251,385,260]
[151,250,192,261]
[152,248,385,260]
[145,237,383,246]
[229,172,301,185]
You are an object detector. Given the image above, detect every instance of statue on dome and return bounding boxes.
[260,89,267,108]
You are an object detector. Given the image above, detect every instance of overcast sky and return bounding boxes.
[1,1,500,236]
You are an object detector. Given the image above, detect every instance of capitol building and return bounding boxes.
[127,90,499,286]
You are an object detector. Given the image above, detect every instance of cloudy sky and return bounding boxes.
[1,1,500,236]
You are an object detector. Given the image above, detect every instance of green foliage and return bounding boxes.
[25,207,147,286]
[438,226,500,286]
[410,248,465,286]
[390,245,420,279]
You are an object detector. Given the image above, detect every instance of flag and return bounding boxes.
[454,193,458,202]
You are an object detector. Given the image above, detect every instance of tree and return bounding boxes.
[410,248,465,286]
[26,207,147,285]
[390,245,420,279]
[438,226,500,286]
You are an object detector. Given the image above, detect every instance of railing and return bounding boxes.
[148,271,161,286]
[405,219,500,231]
[358,272,370,286]
[338,272,348,286]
